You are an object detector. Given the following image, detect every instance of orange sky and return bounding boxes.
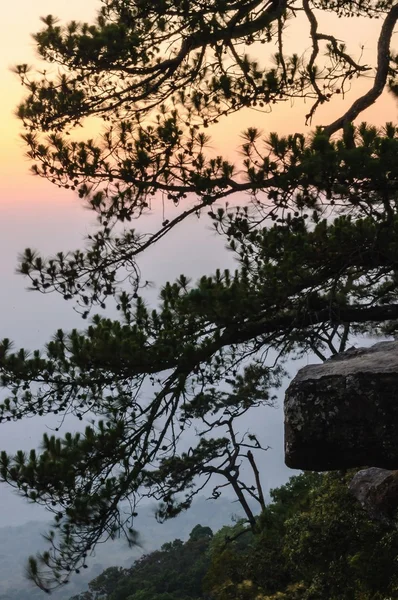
[1,3,397,205]
[0,2,98,202]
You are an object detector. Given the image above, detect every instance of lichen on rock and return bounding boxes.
[349,467,398,525]
[284,341,398,471]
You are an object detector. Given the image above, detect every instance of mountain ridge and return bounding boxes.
[0,495,261,600]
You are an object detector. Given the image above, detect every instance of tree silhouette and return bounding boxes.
[2,0,398,591]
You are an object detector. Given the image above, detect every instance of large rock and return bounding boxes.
[349,467,398,524]
[284,341,398,471]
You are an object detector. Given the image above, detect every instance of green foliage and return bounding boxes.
[189,524,213,542]
[205,473,398,600]
[4,0,398,591]
[72,474,398,600]
[70,525,213,600]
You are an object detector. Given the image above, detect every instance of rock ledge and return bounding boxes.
[284,341,398,470]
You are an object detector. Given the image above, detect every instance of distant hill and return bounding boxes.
[0,495,261,600]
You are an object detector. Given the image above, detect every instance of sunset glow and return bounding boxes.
[1,2,397,213]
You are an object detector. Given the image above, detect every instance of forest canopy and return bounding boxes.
[1,0,398,591]
[69,473,398,600]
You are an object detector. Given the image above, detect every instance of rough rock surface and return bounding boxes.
[284,341,398,470]
[349,467,398,524]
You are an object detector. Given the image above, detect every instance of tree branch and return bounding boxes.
[247,450,267,512]
[323,3,398,136]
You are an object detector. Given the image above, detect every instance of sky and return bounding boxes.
[0,1,397,527]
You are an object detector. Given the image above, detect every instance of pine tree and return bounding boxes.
[2,0,398,590]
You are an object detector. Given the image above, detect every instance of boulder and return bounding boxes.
[349,467,398,524]
[284,341,398,471]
